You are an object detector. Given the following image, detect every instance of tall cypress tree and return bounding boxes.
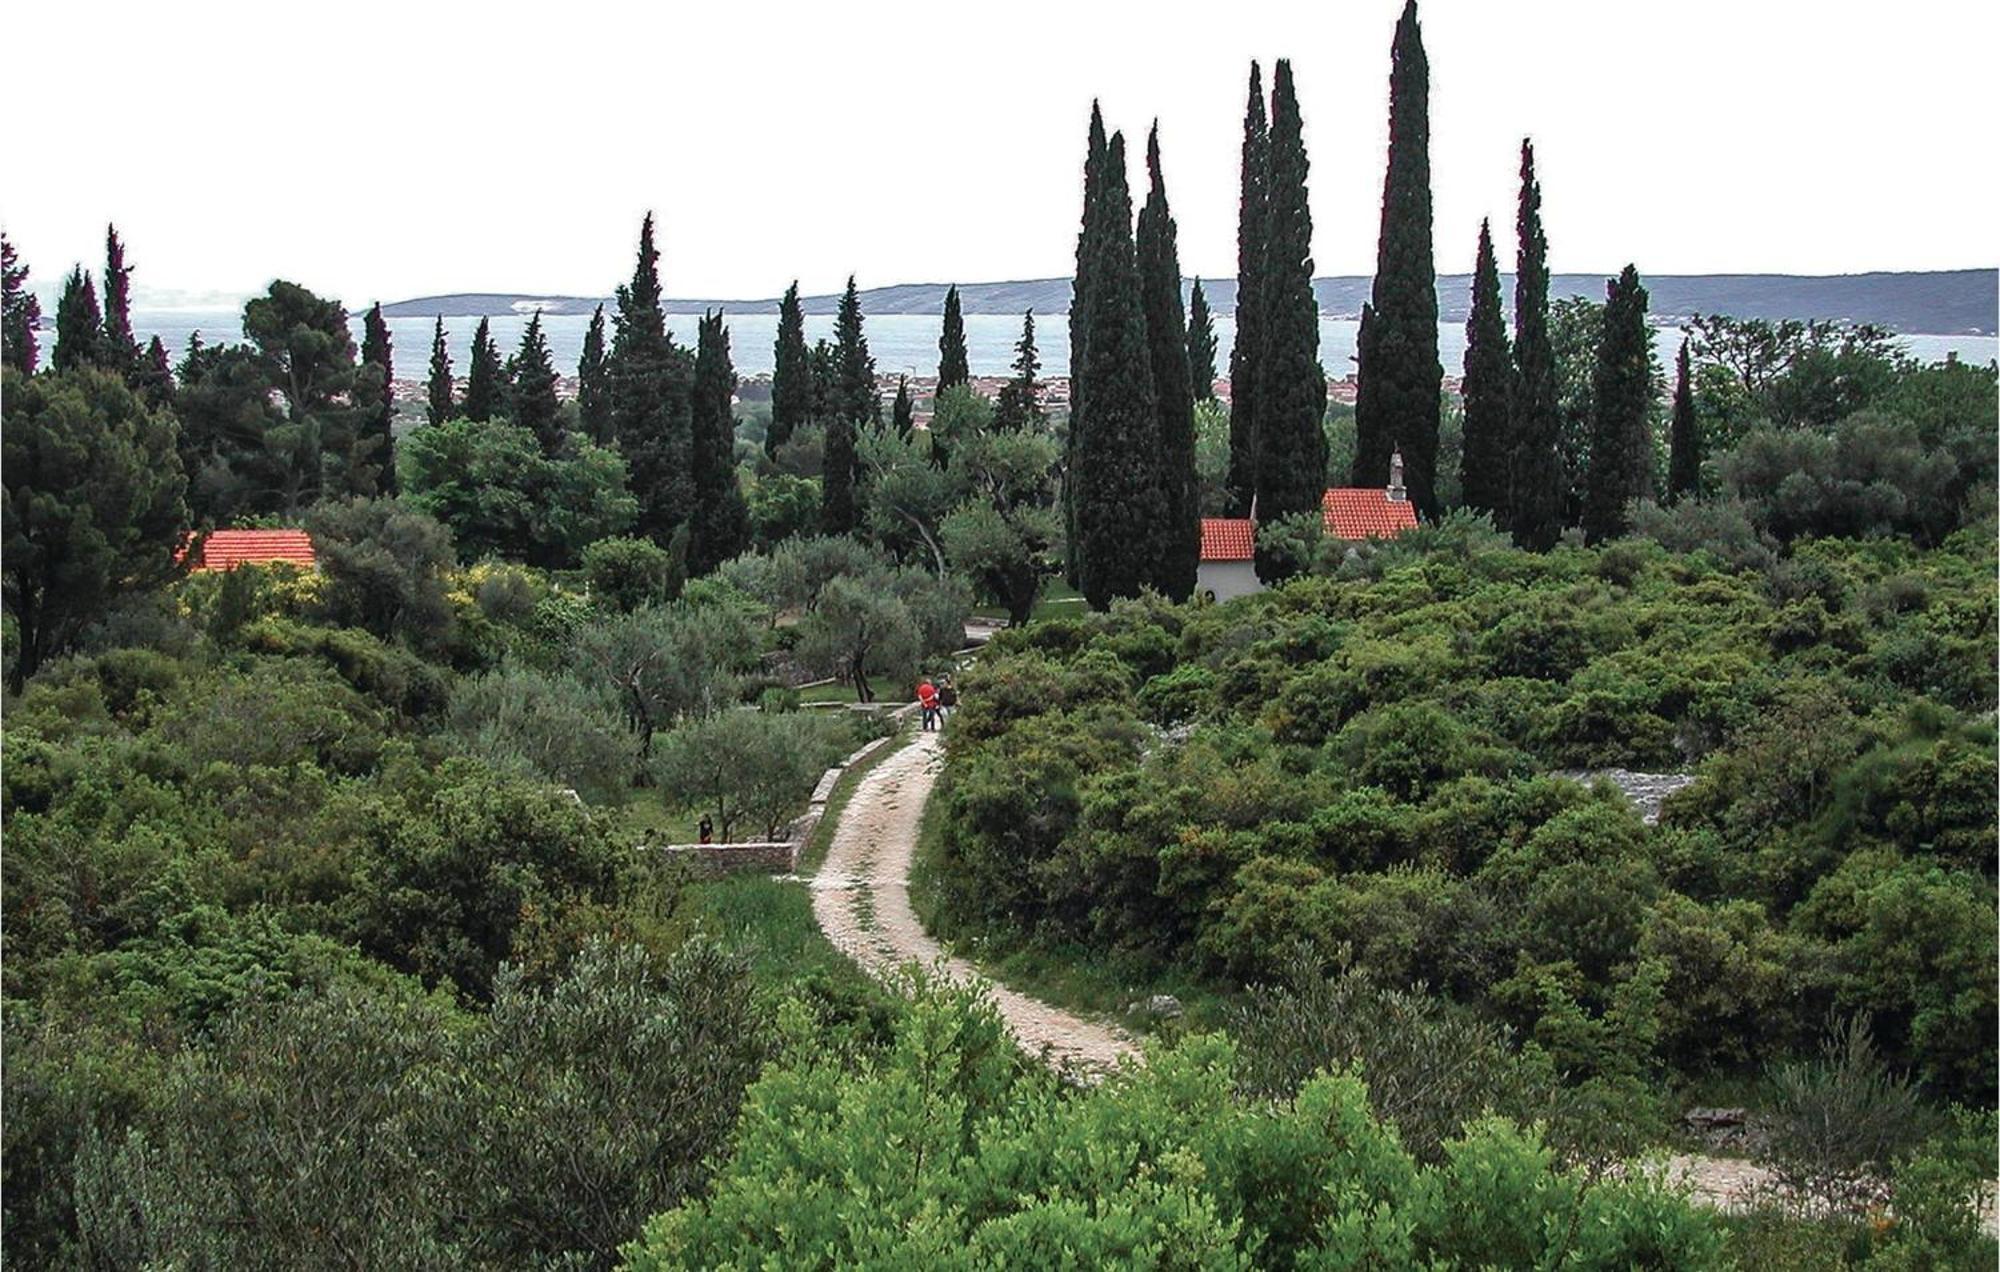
[360,302,396,493]
[609,213,696,543]
[1072,131,1163,609]
[1066,102,1109,583]
[689,311,750,573]
[1,233,41,374]
[460,318,505,422]
[52,268,105,372]
[1583,266,1651,544]
[102,224,141,378]
[937,284,969,393]
[1508,139,1563,549]
[577,304,611,444]
[1355,0,1442,518]
[1186,278,1218,401]
[891,376,914,438]
[510,312,562,453]
[1254,60,1329,581]
[994,311,1046,433]
[1457,219,1511,520]
[808,338,838,424]
[1225,62,1269,516]
[769,281,810,456]
[1667,337,1701,503]
[833,276,878,428]
[1136,123,1198,602]
[426,317,455,424]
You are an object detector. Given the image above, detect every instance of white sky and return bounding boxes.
[6,0,1995,309]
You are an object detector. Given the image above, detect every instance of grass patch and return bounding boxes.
[969,579,1086,624]
[795,720,917,876]
[605,795,701,845]
[680,874,876,999]
[797,681,913,706]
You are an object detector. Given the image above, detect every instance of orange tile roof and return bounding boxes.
[186,529,317,572]
[1200,518,1255,562]
[1322,488,1419,540]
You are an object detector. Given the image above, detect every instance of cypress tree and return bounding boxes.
[1457,219,1511,520]
[609,213,696,543]
[102,224,141,378]
[360,302,396,493]
[937,284,969,393]
[1066,102,1109,583]
[52,268,104,372]
[1254,60,1330,581]
[577,304,612,444]
[1667,337,1701,503]
[461,317,505,422]
[891,376,914,438]
[769,281,810,456]
[689,311,750,572]
[510,312,562,453]
[1136,123,1198,602]
[1583,266,1651,544]
[1225,62,1269,516]
[1186,278,1218,401]
[821,407,858,534]
[136,335,174,409]
[1508,139,1563,549]
[1355,0,1442,518]
[426,317,455,425]
[1072,131,1163,609]
[1,233,41,374]
[833,276,878,428]
[808,338,838,424]
[993,311,1045,433]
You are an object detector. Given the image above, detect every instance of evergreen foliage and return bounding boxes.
[460,318,506,424]
[688,311,750,574]
[241,280,372,509]
[608,214,696,543]
[360,303,396,494]
[509,313,562,455]
[891,375,914,439]
[1458,219,1512,520]
[1583,265,1652,544]
[833,276,878,429]
[53,268,105,373]
[769,282,810,457]
[101,224,141,378]
[577,304,612,445]
[137,335,174,410]
[992,311,1045,433]
[426,317,455,425]
[1,233,41,373]
[1254,60,1329,582]
[1186,277,1218,401]
[1226,63,1269,516]
[1136,123,1199,602]
[1355,0,1442,518]
[936,284,969,392]
[1667,338,1701,502]
[807,339,838,427]
[1066,102,1109,583]
[1509,139,1564,549]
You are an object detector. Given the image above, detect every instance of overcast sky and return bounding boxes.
[6,0,1995,309]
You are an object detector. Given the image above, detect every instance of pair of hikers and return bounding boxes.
[917,676,957,731]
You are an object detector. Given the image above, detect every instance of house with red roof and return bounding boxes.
[181,529,317,573]
[1195,453,1418,601]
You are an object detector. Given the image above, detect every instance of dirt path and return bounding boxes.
[809,728,1137,1078]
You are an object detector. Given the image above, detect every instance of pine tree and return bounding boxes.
[1136,123,1198,602]
[609,213,697,543]
[1667,337,1701,503]
[769,281,810,456]
[101,224,141,379]
[509,312,562,454]
[1225,63,1269,516]
[426,317,455,425]
[688,311,750,573]
[1066,102,1110,583]
[891,376,914,438]
[1583,266,1651,544]
[136,335,174,409]
[1254,60,1330,582]
[1186,278,1218,401]
[1072,131,1163,609]
[1508,139,1563,550]
[1355,0,1442,518]
[577,304,611,444]
[993,311,1046,433]
[1,233,41,374]
[461,317,505,422]
[937,284,969,393]
[52,268,105,372]
[1457,219,1511,520]
[360,302,396,493]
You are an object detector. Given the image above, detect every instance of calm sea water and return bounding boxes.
[128,310,1998,383]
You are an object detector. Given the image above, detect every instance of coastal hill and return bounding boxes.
[380,268,1998,335]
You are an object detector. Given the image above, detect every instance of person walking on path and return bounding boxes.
[937,677,958,719]
[917,677,940,731]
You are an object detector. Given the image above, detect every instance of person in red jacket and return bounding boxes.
[917,678,940,731]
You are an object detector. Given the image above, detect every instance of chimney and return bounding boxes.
[1387,449,1407,502]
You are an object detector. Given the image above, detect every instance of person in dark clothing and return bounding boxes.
[698,814,714,844]
[937,678,958,718]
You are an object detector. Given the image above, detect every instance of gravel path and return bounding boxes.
[809,729,1137,1078]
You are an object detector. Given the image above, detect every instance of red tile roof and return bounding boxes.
[1200,518,1255,562]
[185,529,317,572]
[1322,489,1419,540]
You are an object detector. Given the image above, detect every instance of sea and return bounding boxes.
[123,310,1998,383]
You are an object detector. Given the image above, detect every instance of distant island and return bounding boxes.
[379,268,1998,335]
